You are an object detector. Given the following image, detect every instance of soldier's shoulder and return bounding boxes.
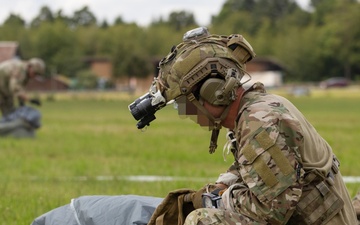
[1,58,23,65]
[0,59,24,72]
[242,90,277,110]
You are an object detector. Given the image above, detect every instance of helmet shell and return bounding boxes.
[158,34,255,102]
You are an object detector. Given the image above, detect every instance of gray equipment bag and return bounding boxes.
[0,106,41,138]
[31,195,163,225]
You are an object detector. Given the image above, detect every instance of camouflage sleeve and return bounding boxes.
[2,60,27,98]
[215,161,242,186]
[228,94,304,223]
[9,76,25,97]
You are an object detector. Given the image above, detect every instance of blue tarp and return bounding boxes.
[31,195,163,225]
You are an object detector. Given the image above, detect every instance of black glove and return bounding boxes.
[30,98,42,106]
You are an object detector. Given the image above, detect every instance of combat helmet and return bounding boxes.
[129,27,255,153]
[157,27,255,153]
[28,58,45,75]
[157,27,255,104]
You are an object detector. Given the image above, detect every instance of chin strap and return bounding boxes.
[208,105,231,154]
[209,128,220,154]
[187,93,232,154]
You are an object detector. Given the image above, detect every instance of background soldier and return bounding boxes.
[0,57,45,117]
[130,27,357,224]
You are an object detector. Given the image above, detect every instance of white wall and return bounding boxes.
[242,71,283,88]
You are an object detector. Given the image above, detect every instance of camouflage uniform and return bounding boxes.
[184,83,357,225]
[0,59,28,116]
[353,191,360,224]
[135,27,356,225]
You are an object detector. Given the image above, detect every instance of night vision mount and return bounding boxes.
[128,90,166,129]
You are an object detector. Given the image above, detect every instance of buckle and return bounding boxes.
[332,155,340,174]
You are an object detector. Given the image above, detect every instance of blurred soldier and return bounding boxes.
[130,27,357,224]
[0,58,45,117]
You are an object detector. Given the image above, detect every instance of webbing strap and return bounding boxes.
[307,192,339,224]
[297,181,340,224]
[297,185,318,210]
[242,145,257,162]
[186,93,231,153]
[241,129,295,187]
[242,145,278,187]
[255,130,274,149]
[256,130,294,176]
[254,155,278,187]
[186,93,216,124]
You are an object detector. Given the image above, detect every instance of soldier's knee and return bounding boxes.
[184,210,201,225]
[184,208,223,225]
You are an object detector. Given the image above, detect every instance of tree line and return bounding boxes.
[0,0,359,85]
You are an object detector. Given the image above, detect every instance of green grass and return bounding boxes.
[1,89,360,224]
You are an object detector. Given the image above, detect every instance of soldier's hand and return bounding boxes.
[184,191,203,209]
[30,98,42,106]
[184,184,219,209]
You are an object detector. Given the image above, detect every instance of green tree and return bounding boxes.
[30,6,54,27]
[167,11,197,31]
[75,70,98,89]
[2,1,359,84]
[105,24,153,78]
[27,21,82,77]
[71,6,97,27]
[2,13,25,27]
[54,10,72,26]
[212,0,301,35]
[0,14,26,42]
[120,54,152,78]
[75,25,104,56]
[254,0,298,23]
[145,25,183,56]
[114,16,125,25]
[314,1,360,79]
[100,20,109,28]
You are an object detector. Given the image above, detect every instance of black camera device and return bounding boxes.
[128,92,164,129]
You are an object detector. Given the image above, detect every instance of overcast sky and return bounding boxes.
[0,0,310,27]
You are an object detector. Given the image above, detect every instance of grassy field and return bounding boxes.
[1,88,360,224]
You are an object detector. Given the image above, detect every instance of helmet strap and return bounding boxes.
[187,93,232,154]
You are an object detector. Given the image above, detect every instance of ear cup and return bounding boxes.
[199,78,226,105]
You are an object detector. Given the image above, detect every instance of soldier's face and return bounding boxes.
[202,100,226,118]
[176,96,226,128]
[27,67,36,78]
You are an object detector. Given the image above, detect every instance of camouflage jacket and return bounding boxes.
[0,59,28,97]
[216,83,357,224]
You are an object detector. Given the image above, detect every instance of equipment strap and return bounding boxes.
[256,130,294,176]
[242,130,295,187]
[242,144,278,187]
[186,93,231,154]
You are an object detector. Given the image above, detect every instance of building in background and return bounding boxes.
[244,57,286,88]
[0,41,21,63]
